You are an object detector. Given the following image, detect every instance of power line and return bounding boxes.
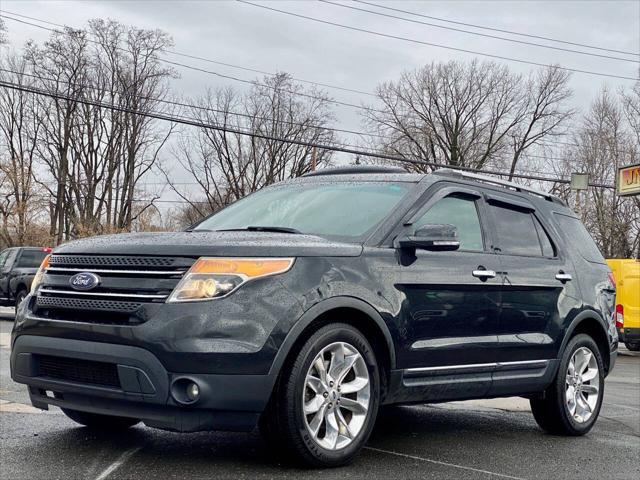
[1,66,614,165]
[0,67,383,140]
[0,13,381,114]
[0,79,616,189]
[0,9,376,98]
[237,0,639,81]
[321,0,639,64]
[5,9,638,154]
[354,0,639,57]
[3,66,637,160]
[164,50,375,97]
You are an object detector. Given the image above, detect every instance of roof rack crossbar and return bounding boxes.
[302,166,406,177]
[432,168,563,203]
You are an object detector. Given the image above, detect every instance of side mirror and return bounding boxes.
[396,224,460,251]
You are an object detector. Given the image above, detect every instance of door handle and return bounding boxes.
[472,269,496,279]
[555,272,572,282]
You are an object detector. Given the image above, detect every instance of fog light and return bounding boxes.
[186,382,200,401]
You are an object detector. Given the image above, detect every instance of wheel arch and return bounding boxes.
[560,310,612,374]
[266,297,396,400]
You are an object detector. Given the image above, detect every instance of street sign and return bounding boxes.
[617,163,640,197]
[570,173,589,191]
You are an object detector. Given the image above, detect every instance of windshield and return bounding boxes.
[193,181,413,241]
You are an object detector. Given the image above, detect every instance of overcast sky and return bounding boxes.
[1,0,639,209]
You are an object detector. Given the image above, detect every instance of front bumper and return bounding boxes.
[10,335,273,432]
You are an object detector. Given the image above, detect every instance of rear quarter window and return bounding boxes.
[554,213,605,264]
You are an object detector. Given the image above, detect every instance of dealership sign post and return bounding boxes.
[617,163,640,197]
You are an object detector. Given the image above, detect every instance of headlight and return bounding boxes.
[30,254,51,294]
[166,257,294,303]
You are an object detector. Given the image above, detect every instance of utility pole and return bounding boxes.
[311,146,317,171]
[570,173,589,221]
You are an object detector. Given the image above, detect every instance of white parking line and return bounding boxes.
[365,447,526,480]
[94,447,141,480]
[0,332,11,348]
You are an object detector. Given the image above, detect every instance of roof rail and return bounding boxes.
[302,166,407,177]
[432,168,564,204]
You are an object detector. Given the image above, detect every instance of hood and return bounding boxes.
[53,231,363,258]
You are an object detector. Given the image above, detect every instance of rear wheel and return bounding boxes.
[260,323,380,467]
[530,334,604,436]
[61,408,140,430]
[625,342,640,352]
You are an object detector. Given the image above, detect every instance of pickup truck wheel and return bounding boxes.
[625,342,640,352]
[61,408,140,430]
[260,323,380,467]
[530,334,604,436]
[14,289,27,314]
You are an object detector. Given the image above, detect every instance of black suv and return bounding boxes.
[10,167,617,467]
[0,247,51,311]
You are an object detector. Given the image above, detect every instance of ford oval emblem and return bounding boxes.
[69,272,101,291]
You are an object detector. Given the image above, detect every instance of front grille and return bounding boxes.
[49,255,177,268]
[37,355,121,389]
[36,296,143,313]
[35,255,194,325]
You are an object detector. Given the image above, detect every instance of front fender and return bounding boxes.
[267,296,397,380]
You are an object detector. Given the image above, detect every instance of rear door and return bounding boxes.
[485,195,581,389]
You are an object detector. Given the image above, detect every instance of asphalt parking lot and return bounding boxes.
[0,307,638,480]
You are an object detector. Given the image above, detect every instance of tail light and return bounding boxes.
[615,304,624,329]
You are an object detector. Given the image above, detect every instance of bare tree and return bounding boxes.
[507,67,574,179]
[20,21,175,242]
[553,87,639,258]
[25,27,90,244]
[0,18,7,45]
[166,74,336,220]
[363,60,573,174]
[0,53,47,246]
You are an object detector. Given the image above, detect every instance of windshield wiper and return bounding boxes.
[216,226,302,234]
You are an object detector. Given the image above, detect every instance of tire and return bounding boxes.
[625,342,640,352]
[14,289,27,314]
[530,334,605,436]
[61,408,140,430]
[260,323,380,467]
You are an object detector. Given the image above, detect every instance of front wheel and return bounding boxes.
[530,334,604,436]
[14,289,27,314]
[260,323,380,467]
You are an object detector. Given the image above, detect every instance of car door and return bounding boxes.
[391,184,501,399]
[0,248,16,301]
[485,194,580,394]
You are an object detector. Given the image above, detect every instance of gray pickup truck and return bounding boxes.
[0,247,51,312]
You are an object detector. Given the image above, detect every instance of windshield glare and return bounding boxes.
[194,181,412,241]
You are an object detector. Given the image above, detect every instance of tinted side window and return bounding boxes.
[16,250,47,268]
[0,249,9,269]
[554,213,605,264]
[533,217,555,257]
[414,195,484,251]
[491,204,543,256]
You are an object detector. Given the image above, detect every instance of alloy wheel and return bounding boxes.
[565,346,600,423]
[302,341,370,450]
